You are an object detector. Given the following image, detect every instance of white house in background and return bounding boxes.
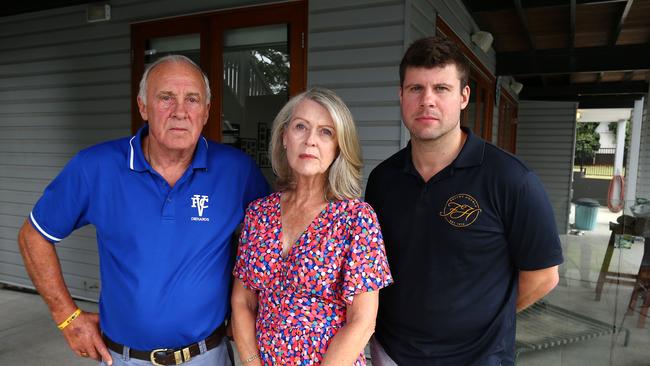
[595,122,616,149]
[577,108,632,150]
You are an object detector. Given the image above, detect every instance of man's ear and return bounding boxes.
[137,96,148,121]
[460,85,470,110]
[203,102,211,126]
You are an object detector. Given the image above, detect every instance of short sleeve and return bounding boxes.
[507,172,564,270]
[233,206,256,290]
[30,153,91,244]
[243,158,270,207]
[342,202,393,304]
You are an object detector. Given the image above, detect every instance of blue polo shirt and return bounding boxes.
[365,127,563,365]
[30,125,269,350]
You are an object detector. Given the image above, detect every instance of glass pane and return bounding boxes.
[221,24,289,183]
[516,117,649,365]
[464,79,477,132]
[498,101,512,151]
[144,33,201,67]
[504,107,512,151]
[476,87,485,137]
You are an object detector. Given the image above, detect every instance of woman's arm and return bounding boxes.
[231,278,262,366]
[321,291,378,365]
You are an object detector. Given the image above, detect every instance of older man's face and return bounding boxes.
[137,61,210,154]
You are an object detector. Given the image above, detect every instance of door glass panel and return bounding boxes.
[476,87,485,137]
[222,24,289,182]
[499,102,510,149]
[144,34,201,67]
[464,79,477,132]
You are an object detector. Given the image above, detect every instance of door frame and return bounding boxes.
[436,16,496,141]
[130,1,307,141]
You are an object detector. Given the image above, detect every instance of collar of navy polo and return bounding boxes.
[402,126,486,177]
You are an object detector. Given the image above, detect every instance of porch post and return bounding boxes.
[614,119,626,176]
[625,97,644,212]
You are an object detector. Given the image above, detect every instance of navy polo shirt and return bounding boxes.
[30,125,269,350]
[365,127,563,365]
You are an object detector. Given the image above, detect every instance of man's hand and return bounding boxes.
[61,311,112,365]
[18,221,113,365]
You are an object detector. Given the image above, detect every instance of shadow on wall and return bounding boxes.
[572,172,610,206]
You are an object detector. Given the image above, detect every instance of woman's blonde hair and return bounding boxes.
[269,87,363,200]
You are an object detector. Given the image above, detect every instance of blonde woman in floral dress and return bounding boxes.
[231,87,392,365]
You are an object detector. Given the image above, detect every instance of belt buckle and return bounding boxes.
[150,348,172,366]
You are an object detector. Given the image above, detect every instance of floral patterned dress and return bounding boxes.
[233,192,393,365]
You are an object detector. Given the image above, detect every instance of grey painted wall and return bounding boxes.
[308,0,495,183]
[1,0,579,301]
[308,0,409,183]
[431,0,496,74]
[517,100,578,234]
[0,0,276,300]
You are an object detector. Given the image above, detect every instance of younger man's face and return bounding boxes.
[399,64,470,143]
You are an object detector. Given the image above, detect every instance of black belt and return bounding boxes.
[102,324,226,365]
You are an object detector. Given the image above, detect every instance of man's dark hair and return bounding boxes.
[399,35,470,90]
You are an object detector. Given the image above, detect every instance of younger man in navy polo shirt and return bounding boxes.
[18,55,268,365]
[366,36,563,365]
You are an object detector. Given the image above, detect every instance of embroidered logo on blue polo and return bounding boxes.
[190,194,210,222]
[439,193,482,227]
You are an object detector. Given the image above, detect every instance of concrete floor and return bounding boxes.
[0,285,98,365]
[1,206,648,366]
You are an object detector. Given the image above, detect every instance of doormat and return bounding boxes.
[516,301,629,356]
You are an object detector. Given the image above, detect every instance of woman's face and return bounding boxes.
[282,99,338,180]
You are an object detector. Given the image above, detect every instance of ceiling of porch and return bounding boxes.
[463,0,650,107]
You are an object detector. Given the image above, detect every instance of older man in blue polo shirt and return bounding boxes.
[17,55,268,365]
[365,36,563,365]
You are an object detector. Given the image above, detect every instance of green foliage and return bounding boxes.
[251,48,289,94]
[575,123,600,165]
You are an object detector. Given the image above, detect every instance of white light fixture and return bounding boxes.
[471,31,493,53]
[87,3,111,23]
[510,80,524,95]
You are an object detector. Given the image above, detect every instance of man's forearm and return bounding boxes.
[517,265,559,312]
[17,220,77,323]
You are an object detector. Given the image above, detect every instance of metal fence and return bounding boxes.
[574,148,622,177]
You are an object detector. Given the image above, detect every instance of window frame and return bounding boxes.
[436,16,497,142]
[130,1,307,141]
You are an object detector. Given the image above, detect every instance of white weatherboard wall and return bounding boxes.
[517,101,578,234]
[0,0,276,300]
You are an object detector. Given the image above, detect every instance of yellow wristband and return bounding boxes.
[57,308,81,330]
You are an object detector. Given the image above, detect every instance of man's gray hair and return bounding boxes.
[137,55,211,105]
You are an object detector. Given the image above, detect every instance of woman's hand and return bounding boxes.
[321,291,379,365]
[231,278,262,365]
